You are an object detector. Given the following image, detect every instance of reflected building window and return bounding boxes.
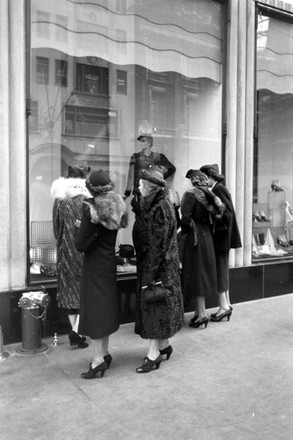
[37,10,50,38]
[56,15,68,42]
[117,70,127,94]
[55,60,68,87]
[36,56,49,84]
[76,64,109,95]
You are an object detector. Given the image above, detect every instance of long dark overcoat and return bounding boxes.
[132,190,184,339]
[212,183,242,253]
[211,182,242,292]
[74,203,119,339]
[180,191,218,301]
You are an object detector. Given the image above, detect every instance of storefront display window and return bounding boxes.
[253,7,293,262]
[28,0,225,282]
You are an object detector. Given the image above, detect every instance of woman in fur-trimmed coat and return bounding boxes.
[74,169,127,379]
[51,165,90,348]
[132,165,184,374]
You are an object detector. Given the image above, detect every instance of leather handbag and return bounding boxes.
[118,244,135,259]
[142,281,168,304]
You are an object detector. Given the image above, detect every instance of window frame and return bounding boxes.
[252,3,293,263]
[25,0,228,286]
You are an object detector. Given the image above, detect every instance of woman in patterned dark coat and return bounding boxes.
[51,165,90,348]
[132,165,184,373]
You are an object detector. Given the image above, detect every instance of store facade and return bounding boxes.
[1,0,293,343]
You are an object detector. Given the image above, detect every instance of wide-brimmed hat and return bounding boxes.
[141,165,166,187]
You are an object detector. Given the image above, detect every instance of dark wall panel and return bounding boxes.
[1,263,293,345]
[264,262,293,297]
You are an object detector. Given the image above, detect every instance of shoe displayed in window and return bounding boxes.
[271,180,284,192]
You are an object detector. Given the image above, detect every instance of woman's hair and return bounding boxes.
[205,168,225,183]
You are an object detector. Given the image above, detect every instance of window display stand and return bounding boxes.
[252,191,291,259]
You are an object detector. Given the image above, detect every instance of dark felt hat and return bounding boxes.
[185,169,207,181]
[87,169,111,187]
[199,163,219,174]
[141,165,166,187]
[185,169,195,179]
[67,165,90,178]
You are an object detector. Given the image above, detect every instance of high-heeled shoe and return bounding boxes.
[210,309,232,322]
[189,316,209,329]
[69,330,88,348]
[81,361,108,379]
[190,314,198,324]
[136,355,162,373]
[259,211,269,222]
[104,353,112,368]
[159,345,173,360]
[89,353,112,369]
[211,306,233,318]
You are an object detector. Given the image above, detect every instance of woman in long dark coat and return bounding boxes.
[51,165,90,348]
[200,164,242,321]
[74,169,127,379]
[181,170,225,329]
[132,165,184,373]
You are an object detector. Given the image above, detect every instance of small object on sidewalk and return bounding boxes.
[53,333,59,346]
[0,325,9,361]
[17,290,50,355]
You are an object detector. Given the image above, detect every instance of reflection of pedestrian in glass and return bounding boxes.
[51,165,91,349]
[132,165,184,373]
[124,134,176,212]
[200,164,242,322]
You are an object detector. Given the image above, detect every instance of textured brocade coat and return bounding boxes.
[51,177,89,310]
[132,190,184,339]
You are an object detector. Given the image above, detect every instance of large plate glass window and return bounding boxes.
[28,0,225,282]
[253,6,293,262]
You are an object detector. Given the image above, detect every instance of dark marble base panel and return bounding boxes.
[1,262,293,345]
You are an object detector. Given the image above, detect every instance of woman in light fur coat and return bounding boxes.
[51,165,91,349]
[74,169,127,379]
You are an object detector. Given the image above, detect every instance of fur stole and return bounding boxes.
[85,190,127,231]
[50,177,90,200]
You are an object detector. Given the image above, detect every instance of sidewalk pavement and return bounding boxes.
[0,294,292,440]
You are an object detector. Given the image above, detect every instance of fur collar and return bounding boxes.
[50,177,90,200]
[85,191,127,230]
